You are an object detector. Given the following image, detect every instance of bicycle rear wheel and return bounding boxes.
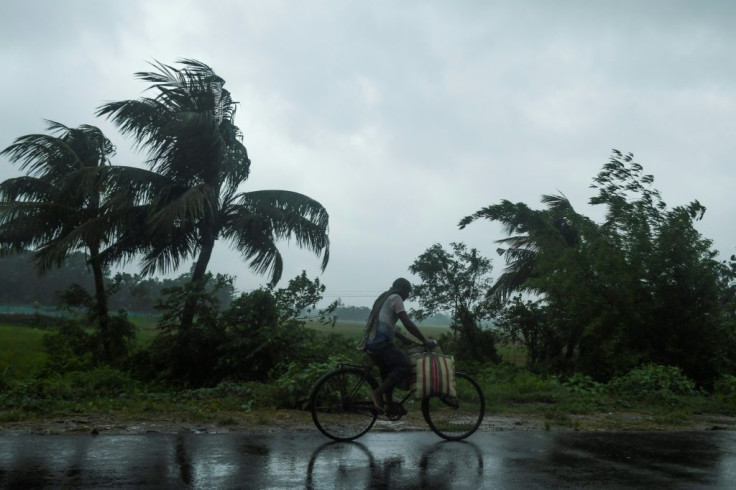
[421,372,485,441]
[310,367,379,441]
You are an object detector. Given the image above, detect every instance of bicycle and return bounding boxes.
[309,344,485,442]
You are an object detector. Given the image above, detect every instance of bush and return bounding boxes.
[608,364,696,404]
[271,355,350,409]
[217,289,286,382]
[41,321,96,374]
[31,367,139,399]
[562,373,605,395]
[474,363,564,405]
[40,312,136,373]
[713,375,736,399]
[172,381,274,412]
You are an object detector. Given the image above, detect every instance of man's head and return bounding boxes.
[392,277,412,300]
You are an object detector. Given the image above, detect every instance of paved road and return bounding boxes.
[1,430,734,488]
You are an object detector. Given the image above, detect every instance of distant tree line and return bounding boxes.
[330,302,451,325]
[0,251,234,313]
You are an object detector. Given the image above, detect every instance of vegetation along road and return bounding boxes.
[1,60,735,438]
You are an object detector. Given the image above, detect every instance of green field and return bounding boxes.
[305,319,451,340]
[305,320,526,364]
[1,318,525,380]
[0,324,48,380]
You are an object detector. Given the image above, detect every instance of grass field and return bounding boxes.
[0,318,524,381]
[0,324,47,380]
[305,319,451,340]
[305,320,527,364]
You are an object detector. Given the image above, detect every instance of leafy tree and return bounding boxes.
[459,193,586,303]
[217,289,283,382]
[582,152,730,385]
[145,271,334,386]
[96,59,330,331]
[409,242,498,362]
[494,295,558,370]
[272,270,338,328]
[0,122,124,360]
[149,273,232,385]
[462,151,735,386]
[459,193,592,368]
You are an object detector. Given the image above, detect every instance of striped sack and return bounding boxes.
[414,353,456,399]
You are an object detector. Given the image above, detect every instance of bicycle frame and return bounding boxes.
[334,361,416,418]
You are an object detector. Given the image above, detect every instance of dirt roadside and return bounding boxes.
[2,410,734,435]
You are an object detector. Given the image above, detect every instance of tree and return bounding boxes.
[147,271,332,386]
[409,242,498,362]
[459,193,591,367]
[461,150,735,385]
[0,122,125,360]
[459,193,586,303]
[96,59,330,331]
[272,270,338,328]
[494,295,557,370]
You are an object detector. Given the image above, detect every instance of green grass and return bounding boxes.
[3,318,735,432]
[127,314,160,330]
[0,324,48,380]
[305,319,451,340]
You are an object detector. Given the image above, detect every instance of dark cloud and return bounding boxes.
[1,0,735,304]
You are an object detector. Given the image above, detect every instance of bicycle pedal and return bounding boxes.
[385,402,407,417]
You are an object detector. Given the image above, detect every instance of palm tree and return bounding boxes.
[0,121,122,359]
[96,59,330,330]
[461,194,599,363]
[459,193,583,302]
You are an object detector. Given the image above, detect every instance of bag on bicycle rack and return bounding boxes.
[414,353,456,399]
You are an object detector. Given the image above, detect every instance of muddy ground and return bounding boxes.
[2,410,735,435]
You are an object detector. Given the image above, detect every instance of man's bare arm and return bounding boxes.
[397,311,430,345]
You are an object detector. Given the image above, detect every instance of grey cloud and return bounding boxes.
[2,0,735,305]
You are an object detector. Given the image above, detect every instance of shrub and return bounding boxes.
[474,363,564,405]
[172,381,273,412]
[31,367,139,399]
[271,355,350,409]
[608,364,696,404]
[217,289,286,382]
[713,375,736,399]
[562,373,605,395]
[41,321,96,374]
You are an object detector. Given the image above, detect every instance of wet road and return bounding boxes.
[1,430,734,489]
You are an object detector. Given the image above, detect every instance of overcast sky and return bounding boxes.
[1,0,735,307]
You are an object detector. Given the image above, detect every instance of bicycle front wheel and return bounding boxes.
[421,372,485,441]
[310,367,379,441]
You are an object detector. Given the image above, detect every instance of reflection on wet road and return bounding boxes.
[0,430,734,488]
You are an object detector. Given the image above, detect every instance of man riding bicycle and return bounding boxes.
[358,278,435,413]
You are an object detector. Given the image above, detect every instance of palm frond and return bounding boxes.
[147,183,217,230]
[232,189,329,265]
[0,176,55,202]
[541,192,574,213]
[216,190,329,284]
